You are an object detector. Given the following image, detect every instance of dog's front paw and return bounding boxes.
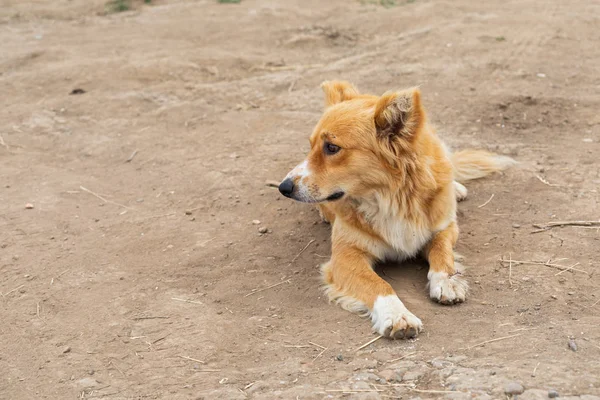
[371,295,423,339]
[428,271,468,305]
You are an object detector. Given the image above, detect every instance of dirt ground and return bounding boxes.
[1,0,599,399]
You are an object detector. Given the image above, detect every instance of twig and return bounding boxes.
[244,279,291,297]
[507,327,538,333]
[387,352,417,363]
[51,269,70,285]
[554,262,580,276]
[193,369,221,372]
[532,361,540,377]
[477,193,495,208]
[178,355,205,364]
[410,388,457,394]
[2,284,24,297]
[289,239,315,264]
[37,302,40,318]
[508,253,513,288]
[326,389,384,393]
[284,345,312,348]
[171,298,203,305]
[533,220,600,231]
[288,79,297,93]
[265,180,280,188]
[244,382,256,390]
[308,341,326,350]
[535,174,561,187]
[460,333,522,350]
[585,299,600,308]
[79,186,133,210]
[132,316,170,320]
[356,335,383,351]
[125,150,138,163]
[313,347,328,361]
[498,259,587,274]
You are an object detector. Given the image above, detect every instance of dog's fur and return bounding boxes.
[279,81,515,339]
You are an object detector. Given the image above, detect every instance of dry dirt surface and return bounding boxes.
[1,0,600,399]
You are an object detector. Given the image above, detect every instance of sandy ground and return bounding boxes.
[1,0,600,399]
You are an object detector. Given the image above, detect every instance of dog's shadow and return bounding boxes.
[374,258,430,306]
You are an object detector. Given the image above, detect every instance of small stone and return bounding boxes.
[377,369,398,382]
[568,338,577,351]
[548,389,559,398]
[62,346,71,354]
[504,381,524,395]
[551,295,557,299]
[25,203,34,209]
[258,227,268,234]
[185,210,192,215]
[512,223,521,228]
[136,198,144,203]
[567,291,575,295]
[88,370,95,375]
[252,220,261,225]
[336,354,343,361]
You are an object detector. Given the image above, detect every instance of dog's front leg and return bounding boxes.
[321,243,423,339]
[425,221,469,304]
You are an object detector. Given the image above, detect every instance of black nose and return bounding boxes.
[278,178,294,198]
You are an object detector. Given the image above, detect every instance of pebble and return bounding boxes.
[252,220,261,225]
[512,223,521,228]
[504,381,524,395]
[377,369,398,382]
[568,338,578,351]
[185,210,192,215]
[25,203,34,209]
[336,354,343,361]
[62,346,71,354]
[258,227,268,234]
[550,295,558,299]
[548,389,559,398]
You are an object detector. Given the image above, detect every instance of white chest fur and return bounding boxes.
[356,194,434,260]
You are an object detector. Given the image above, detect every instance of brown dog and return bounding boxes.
[279,81,514,339]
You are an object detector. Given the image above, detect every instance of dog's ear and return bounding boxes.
[321,80,359,107]
[374,88,424,139]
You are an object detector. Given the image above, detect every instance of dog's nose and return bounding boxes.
[278,178,294,198]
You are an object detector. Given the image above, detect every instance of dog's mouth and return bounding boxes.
[325,191,345,201]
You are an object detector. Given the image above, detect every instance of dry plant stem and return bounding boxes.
[460,333,522,350]
[245,279,291,297]
[387,352,417,363]
[478,193,495,208]
[80,186,133,210]
[508,253,513,287]
[171,298,203,305]
[289,239,315,264]
[178,355,205,364]
[125,149,138,163]
[554,262,580,276]
[356,335,383,351]
[499,258,588,274]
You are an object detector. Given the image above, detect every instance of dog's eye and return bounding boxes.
[324,142,341,155]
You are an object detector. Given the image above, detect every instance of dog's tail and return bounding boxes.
[451,149,516,182]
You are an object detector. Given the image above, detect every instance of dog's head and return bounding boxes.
[279,81,426,203]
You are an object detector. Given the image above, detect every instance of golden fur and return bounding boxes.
[279,81,515,339]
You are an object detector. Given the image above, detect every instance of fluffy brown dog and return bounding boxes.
[278,81,514,339]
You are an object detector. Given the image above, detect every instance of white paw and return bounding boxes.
[428,271,469,305]
[371,295,423,339]
[453,181,468,202]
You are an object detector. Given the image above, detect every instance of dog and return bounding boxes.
[278,81,515,339]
